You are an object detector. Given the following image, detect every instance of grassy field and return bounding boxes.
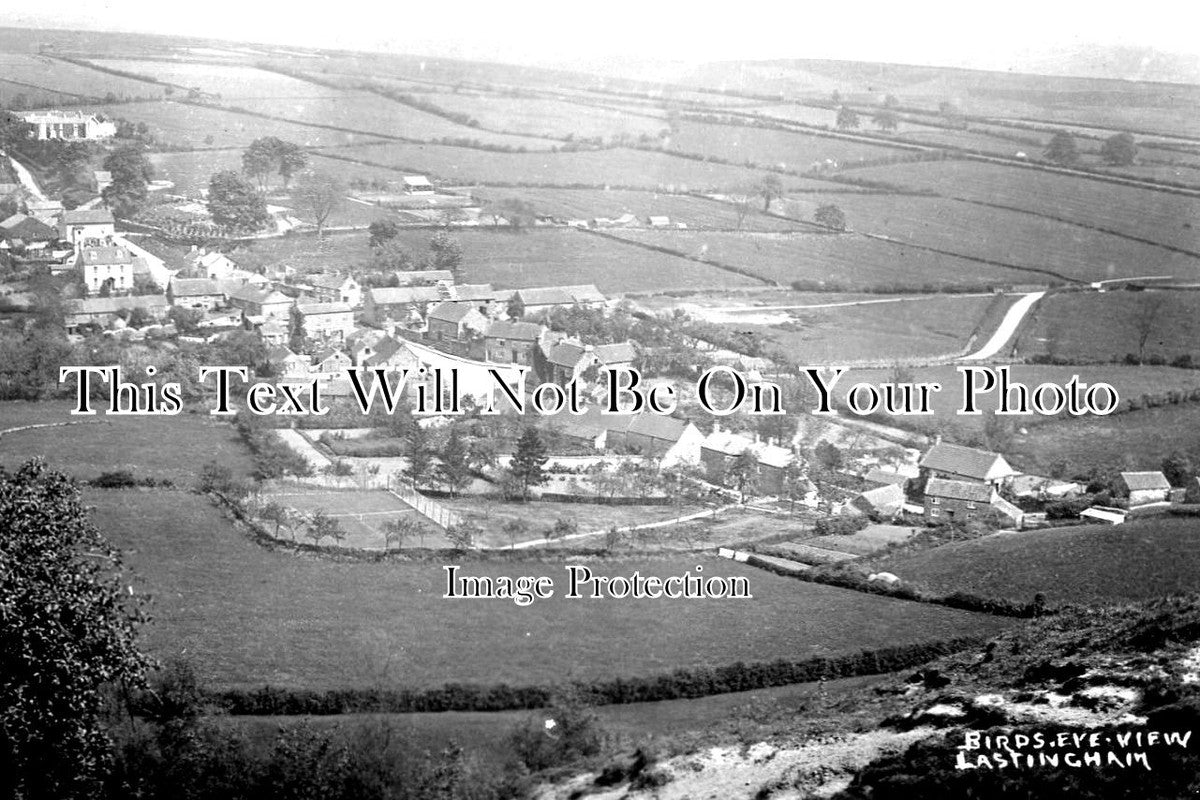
[1011,290,1200,364]
[738,293,1001,363]
[847,160,1200,256]
[776,192,1200,283]
[230,227,762,293]
[314,145,805,191]
[257,488,441,549]
[72,100,384,149]
[1008,401,1200,475]
[667,120,903,170]
[0,402,258,485]
[90,490,1007,691]
[222,92,561,150]
[419,90,668,140]
[872,518,1200,606]
[608,229,1034,289]
[0,53,167,101]
[844,363,1200,426]
[89,59,347,100]
[468,187,801,230]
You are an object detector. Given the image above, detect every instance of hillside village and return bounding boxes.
[3,27,1200,800]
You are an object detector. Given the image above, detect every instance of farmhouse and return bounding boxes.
[308,273,363,307]
[63,295,169,333]
[700,427,793,495]
[364,285,449,324]
[21,110,116,141]
[923,478,994,523]
[193,250,238,280]
[1117,471,1171,506]
[605,414,704,467]
[59,208,115,248]
[403,175,435,194]
[362,336,419,370]
[919,442,1017,487]
[79,245,134,295]
[227,284,293,320]
[312,347,353,376]
[426,302,488,343]
[297,302,356,342]
[167,278,225,311]
[483,320,545,365]
[267,345,311,376]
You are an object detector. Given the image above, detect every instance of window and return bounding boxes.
[930,509,940,517]
[966,503,976,510]
[930,497,940,505]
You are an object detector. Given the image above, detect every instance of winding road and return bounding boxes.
[959,291,1045,360]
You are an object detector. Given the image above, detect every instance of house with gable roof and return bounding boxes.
[918,441,1018,487]
[1117,471,1171,506]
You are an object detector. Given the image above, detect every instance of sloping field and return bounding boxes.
[777,193,1200,283]
[1011,290,1200,364]
[608,229,1035,290]
[874,518,1200,606]
[228,92,561,150]
[1008,400,1200,476]
[469,187,802,230]
[418,91,668,140]
[0,53,166,100]
[0,401,258,485]
[230,227,761,293]
[848,160,1200,254]
[69,100,383,149]
[315,145,800,191]
[0,77,84,107]
[89,490,1008,690]
[739,293,999,363]
[667,120,903,170]
[88,59,345,99]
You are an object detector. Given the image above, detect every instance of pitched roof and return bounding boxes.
[516,286,574,306]
[857,483,906,512]
[65,295,168,315]
[451,283,495,301]
[623,413,688,442]
[701,429,793,468]
[545,340,589,369]
[403,175,432,187]
[61,208,115,226]
[169,277,222,296]
[919,442,1013,482]
[266,345,295,361]
[297,302,354,315]
[368,286,446,305]
[427,302,476,324]
[228,284,292,305]
[364,336,407,366]
[309,273,355,290]
[396,269,454,286]
[313,347,349,364]
[864,468,909,487]
[1120,471,1171,491]
[0,214,57,241]
[926,477,994,503]
[593,341,636,364]
[80,245,132,265]
[485,320,544,341]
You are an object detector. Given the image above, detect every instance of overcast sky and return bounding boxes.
[2,0,1198,75]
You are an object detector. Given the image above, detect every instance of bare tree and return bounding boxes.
[294,171,345,238]
[1134,292,1167,362]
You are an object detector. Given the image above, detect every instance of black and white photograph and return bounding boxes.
[1,1,1199,797]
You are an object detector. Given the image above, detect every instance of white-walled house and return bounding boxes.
[60,208,116,248]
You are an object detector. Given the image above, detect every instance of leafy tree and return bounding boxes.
[758,173,783,212]
[1045,131,1079,165]
[502,517,529,548]
[1133,292,1166,362]
[874,109,899,131]
[322,459,354,486]
[102,143,154,217]
[836,106,861,130]
[368,218,400,248]
[131,274,161,296]
[509,426,548,500]
[437,428,471,497]
[293,171,344,238]
[382,517,418,550]
[275,141,308,189]
[814,204,847,231]
[207,170,269,231]
[445,520,480,551]
[428,230,463,275]
[259,501,293,539]
[0,459,152,799]
[813,441,843,472]
[725,449,760,500]
[168,306,203,335]
[306,510,344,546]
[1162,451,1195,487]
[883,94,900,108]
[545,516,577,543]
[484,197,536,229]
[371,238,417,271]
[507,294,526,319]
[1101,132,1137,166]
[241,136,305,190]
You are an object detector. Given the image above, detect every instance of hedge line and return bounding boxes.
[744,554,1043,618]
[187,635,981,716]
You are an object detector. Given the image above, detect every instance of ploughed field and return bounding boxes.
[89,491,1008,691]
